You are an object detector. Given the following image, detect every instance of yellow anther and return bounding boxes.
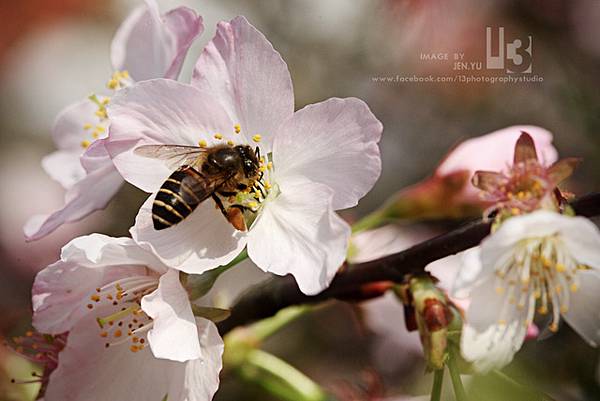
[248,201,259,209]
[495,286,505,295]
[511,208,521,215]
[253,190,261,199]
[538,306,548,314]
[90,294,100,302]
[260,156,265,163]
[81,140,91,148]
[95,125,106,133]
[555,263,566,273]
[214,133,223,140]
[95,109,108,119]
[560,305,569,313]
[533,289,541,299]
[107,79,119,90]
[234,124,241,134]
[259,165,267,172]
[83,123,93,130]
[265,181,272,190]
[121,70,130,79]
[92,132,99,139]
[130,345,140,353]
[198,140,207,148]
[267,161,273,170]
[549,323,559,333]
[101,98,110,105]
[227,140,235,146]
[570,283,579,292]
[498,319,506,326]
[252,134,262,143]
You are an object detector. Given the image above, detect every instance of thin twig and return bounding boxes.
[218,192,600,335]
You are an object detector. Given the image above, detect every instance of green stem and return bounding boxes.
[351,209,387,233]
[430,369,444,401]
[238,349,331,401]
[249,305,310,342]
[447,349,467,401]
[491,371,556,401]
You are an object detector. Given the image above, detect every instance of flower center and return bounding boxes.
[79,70,132,150]
[9,331,66,394]
[202,123,276,226]
[480,160,554,217]
[493,235,587,333]
[86,274,158,353]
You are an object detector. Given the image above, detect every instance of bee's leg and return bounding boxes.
[225,205,247,231]
[255,146,260,159]
[251,181,267,198]
[211,194,227,217]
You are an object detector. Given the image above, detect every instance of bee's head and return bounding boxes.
[235,145,260,177]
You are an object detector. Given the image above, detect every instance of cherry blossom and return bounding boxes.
[455,211,600,372]
[32,233,223,401]
[106,16,382,295]
[24,0,203,240]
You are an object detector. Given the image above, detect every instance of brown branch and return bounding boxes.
[218,192,600,335]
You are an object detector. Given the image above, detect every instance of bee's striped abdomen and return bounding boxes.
[152,167,204,230]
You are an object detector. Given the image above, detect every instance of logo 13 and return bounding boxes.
[486,27,532,73]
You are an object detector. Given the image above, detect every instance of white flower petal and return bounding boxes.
[563,270,600,347]
[247,177,351,295]
[110,0,203,81]
[60,233,166,273]
[106,79,234,192]
[348,224,432,264]
[41,150,86,189]
[32,261,146,335]
[52,99,98,151]
[142,269,201,362]
[460,320,527,373]
[45,311,223,401]
[449,247,486,299]
[132,196,246,274]
[555,215,600,269]
[191,16,294,150]
[273,97,382,210]
[462,276,507,332]
[23,163,123,241]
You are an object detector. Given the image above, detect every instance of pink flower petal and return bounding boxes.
[106,79,234,192]
[24,163,123,241]
[45,311,223,401]
[192,16,294,149]
[110,0,203,81]
[41,150,85,189]
[52,99,98,151]
[131,196,246,274]
[247,177,351,295]
[32,266,144,336]
[142,269,201,362]
[272,97,382,210]
[436,125,559,200]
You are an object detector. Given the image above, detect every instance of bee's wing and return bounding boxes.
[178,167,235,205]
[135,144,207,169]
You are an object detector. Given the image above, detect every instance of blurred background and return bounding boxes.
[0,0,599,400]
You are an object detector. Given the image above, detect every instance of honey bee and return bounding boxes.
[134,143,262,231]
